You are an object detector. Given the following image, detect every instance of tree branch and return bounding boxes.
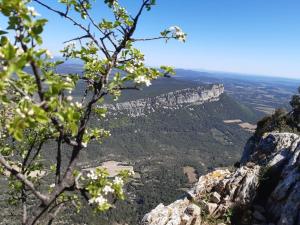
[25,140,45,173]
[131,36,170,42]
[63,35,90,44]
[30,61,44,101]
[55,135,62,184]
[7,80,31,99]
[47,204,64,225]
[0,154,49,205]
[78,0,117,50]
[33,0,110,58]
[22,188,28,225]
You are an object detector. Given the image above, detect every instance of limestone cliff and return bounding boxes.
[105,84,224,117]
[141,132,300,225]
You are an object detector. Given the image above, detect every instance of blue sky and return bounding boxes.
[30,0,300,79]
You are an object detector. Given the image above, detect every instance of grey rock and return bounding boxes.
[141,132,300,225]
[210,192,221,203]
[253,210,266,222]
[253,205,266,213]
[141,199,201,225]
[207,202,218,215]
[240,136,257,165]
[105,84,224,117]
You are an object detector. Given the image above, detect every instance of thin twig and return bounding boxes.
[63,35,90,44]
[131,36,170,42]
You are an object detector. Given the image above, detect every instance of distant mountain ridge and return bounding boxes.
[105,84,224,117]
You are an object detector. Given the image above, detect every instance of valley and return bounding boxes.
[68,77,261,224]
[75,70,298,224]
[1,65,298,225]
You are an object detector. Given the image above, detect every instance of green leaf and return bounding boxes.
[0,30,8,35]
[14,130,23,142]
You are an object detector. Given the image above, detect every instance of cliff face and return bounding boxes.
[105,84,224,117]
[142,132,300,225]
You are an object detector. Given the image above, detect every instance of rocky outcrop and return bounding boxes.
[106,84,224,117]
[141,132,300,225]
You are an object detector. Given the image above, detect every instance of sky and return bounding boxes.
[29,0,300,79]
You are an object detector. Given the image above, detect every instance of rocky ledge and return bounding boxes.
[106,84,224,117]
[141,132,300,225]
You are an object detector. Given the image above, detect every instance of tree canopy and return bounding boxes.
[0,0,186,224]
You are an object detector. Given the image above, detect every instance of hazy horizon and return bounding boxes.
[56,57,300,81]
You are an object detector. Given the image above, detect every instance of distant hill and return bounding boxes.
[68,82,259,225]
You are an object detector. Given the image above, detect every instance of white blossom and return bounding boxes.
[128,170,135,176]
[87,170,97,180]
[28,109,34,116]
[15,30,21,38]
[16,48,24,56]
[49,183,55,188]
[27,6,35,13]
[45,50,53,59]
[16,108,26,118]
[168,26,186,42]
[126,66,135,74]
[27,6,41,17]
[103,185,114,195]
[88,197,95,205]
[176,31,186,42]
[88,195,107,206]
[113,176,124,185]
[95,195,107,205]
[65,77,72,82]
[168,26,181,32]
[134,75,151,87]
[75,102,83,108]
[82,142,87,148]
[66,96,73,101]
